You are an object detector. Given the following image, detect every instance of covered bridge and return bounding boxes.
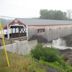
[1,18,72,42]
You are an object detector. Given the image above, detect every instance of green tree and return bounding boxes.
[40,10,68,20]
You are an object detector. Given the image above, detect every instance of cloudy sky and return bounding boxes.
[0,0,72,18]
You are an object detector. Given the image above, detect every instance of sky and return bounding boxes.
[0,0,72,18]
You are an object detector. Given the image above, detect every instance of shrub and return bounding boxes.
[31,44,60,62]
[31,44,44,60]
[43,48,60,62]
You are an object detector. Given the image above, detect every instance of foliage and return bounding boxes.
[40,9,68,20]
[29,59,46,72]
[31,44,72,72]
[31,44,60,62]
[31,44,44,60]
[0,48,72,72]
[39,60,72,72]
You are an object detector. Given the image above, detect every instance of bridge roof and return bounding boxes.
[18,18,72,25]
[2,18,72,26]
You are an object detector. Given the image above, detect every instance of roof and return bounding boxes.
[17,18,72,25]
[1,18,72,26]
[8,19,26,27]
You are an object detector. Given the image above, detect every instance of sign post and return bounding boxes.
[0,19,10,67]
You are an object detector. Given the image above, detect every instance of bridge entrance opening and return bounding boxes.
[10,25,26,38]
[5,19,27,39]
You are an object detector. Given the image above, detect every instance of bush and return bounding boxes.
[31,44,60,62]
[31,44,44,60]
[44,48,61,62]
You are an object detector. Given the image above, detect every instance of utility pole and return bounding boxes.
[0,17,10,67]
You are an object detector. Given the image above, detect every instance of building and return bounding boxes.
[1,18,72,42]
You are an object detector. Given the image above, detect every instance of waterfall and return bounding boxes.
[52,38,66,47]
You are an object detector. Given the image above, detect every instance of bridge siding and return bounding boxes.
[27,25,72,41]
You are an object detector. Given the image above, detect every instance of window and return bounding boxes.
[37,29,45,33]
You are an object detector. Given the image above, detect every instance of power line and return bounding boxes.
[0,16,16,19]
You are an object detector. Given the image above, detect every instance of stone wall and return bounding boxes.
[0,40,37,55]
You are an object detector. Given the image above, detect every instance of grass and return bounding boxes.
[0,49,72,72]
[0,50,32,72]
[0,50,46,72]
[39,60,65,72]
[31,43,72,72]
[39,58,72,72]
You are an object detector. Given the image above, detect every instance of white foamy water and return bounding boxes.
[52,38,66,46]
[46,38,72,50]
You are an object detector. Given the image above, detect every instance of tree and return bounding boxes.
[40,10,68,20]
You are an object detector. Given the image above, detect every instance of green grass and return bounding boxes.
[31,44,72,72]
[0,50,72,72]
[0,50,46,72]
[0,50,31,72]
[39,59,72,72]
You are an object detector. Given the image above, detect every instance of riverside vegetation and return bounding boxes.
[0,44,72,72]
